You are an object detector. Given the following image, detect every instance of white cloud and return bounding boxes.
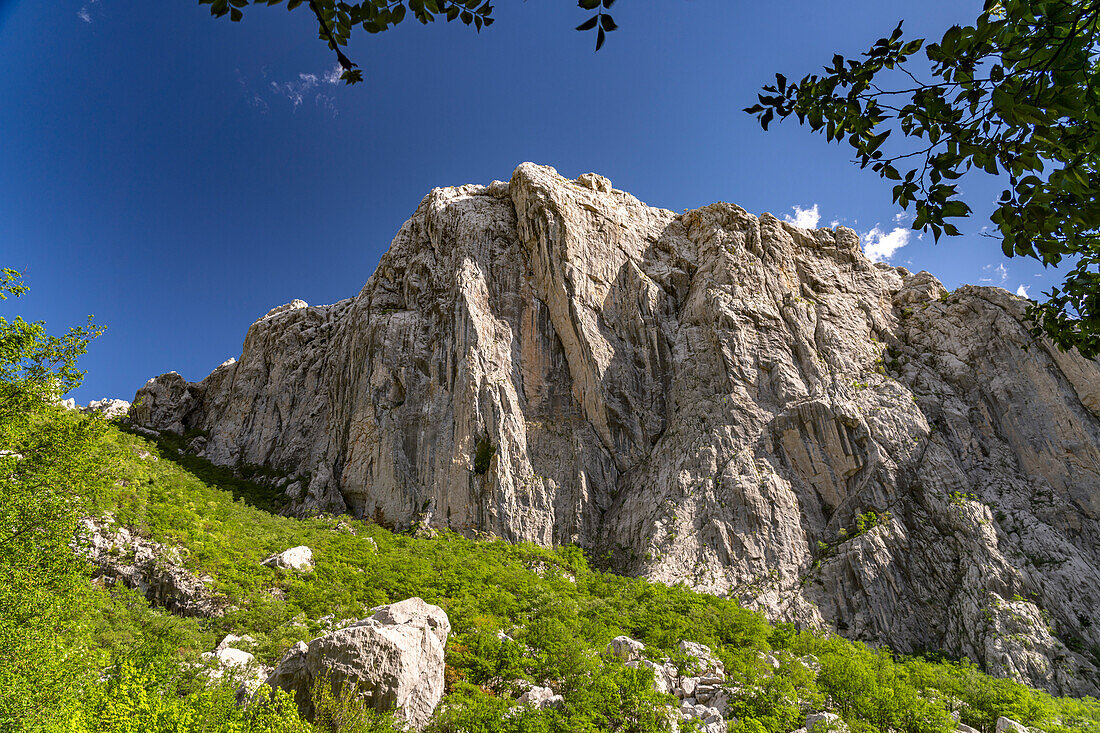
[784,204,820,229]
[829,219,840,228]
[1016,284,1030,298]
[78,0,98,23]
[322,64,344,85]
[862,226,911,262]
[980,263,1008,284]
[242,63,343,115]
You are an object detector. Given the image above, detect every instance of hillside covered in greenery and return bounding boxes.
[0,410,1095,733]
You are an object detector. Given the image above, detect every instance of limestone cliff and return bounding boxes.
[130,164,1100,696]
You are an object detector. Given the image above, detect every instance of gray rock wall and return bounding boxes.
[131,163,1100,696]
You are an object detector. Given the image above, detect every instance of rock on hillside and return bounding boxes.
[130,163,1100,695]
[80,517,225,617]
[60,397,132,419]
[265,597,449,730]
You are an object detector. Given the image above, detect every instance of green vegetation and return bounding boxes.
[473,436,496,475]
[199,0,622,84]
[0,269,107,729]
[34,420,1100,733]
[3,273,1100,732]
[67,662,310,733]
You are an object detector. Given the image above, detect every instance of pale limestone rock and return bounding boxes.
[517,686,564,710]
[216,633,256,652]
[132,164,1100,695]
[958,725,980,733]
[263,300,309,320]
[262,545,314,571]
[608,635,646,663]
[806,712,847,733]
[201,642,270,698]
[84,398,131,419]
[265,597,448,730]
[203,646,256,672]
[995,717,1029,733]
[59,397,131,418]
[79,517,224,617]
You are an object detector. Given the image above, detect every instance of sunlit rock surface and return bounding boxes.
[131,164,1100,695]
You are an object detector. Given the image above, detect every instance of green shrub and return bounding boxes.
[65,661,310,733]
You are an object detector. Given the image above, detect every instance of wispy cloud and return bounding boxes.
[238,64,344,116]
[980,263,1008,284]
[78,0,99,23]
[784,204,820,229]
[1016,284,1030,298]
[862,226,911,262]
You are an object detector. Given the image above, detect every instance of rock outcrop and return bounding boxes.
[265,597,450,730]
[131,163,1100,695]
[79,517,225,617]
[608,635,741,733]
[60,397,132,419]
[517,686,564,710]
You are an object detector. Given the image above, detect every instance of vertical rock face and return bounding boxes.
[132,163,1100,696]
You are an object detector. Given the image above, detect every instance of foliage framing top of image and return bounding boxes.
[199,0,620,84]
[746,0,1100,358]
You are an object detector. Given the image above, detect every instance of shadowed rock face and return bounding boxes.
[131,163,1100,696]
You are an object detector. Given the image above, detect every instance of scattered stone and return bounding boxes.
[217,633,257,652]
[58,397,132,419]
[995,717,1029,733]
[84,398,132,419]
[517,686,563,710]
[78,517,224,617]
[204,646,256,671]
[607,636,647,663]
[757,651,780,670]
[806,712,848,733]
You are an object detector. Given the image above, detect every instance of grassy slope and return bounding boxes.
[78,423,1100,733]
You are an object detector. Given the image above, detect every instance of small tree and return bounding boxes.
[0,269,107,731]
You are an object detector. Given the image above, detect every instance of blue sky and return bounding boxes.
[1,0,1054,403]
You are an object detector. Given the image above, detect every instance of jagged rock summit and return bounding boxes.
[130,163,1100,696]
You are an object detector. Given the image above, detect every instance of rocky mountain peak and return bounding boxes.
[130,163,1100,696]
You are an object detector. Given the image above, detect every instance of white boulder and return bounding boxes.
[608,635,646,663]
[84,398,132,419]
[265,597,450,730]
[262,546,314,571]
